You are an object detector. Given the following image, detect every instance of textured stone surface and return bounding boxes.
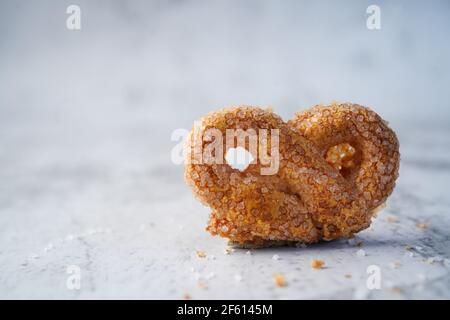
[1,121,449,299]
[1,0,450,299]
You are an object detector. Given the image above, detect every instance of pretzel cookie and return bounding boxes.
[184,103,400,247]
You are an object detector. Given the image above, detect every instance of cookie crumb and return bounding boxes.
[183,293,192,300]
[345,274,352,279]
[386,216,399,223]
[198,281,208,289]
[311,259,325,269]
[388,287,402,294]
[224,247,235,255]
[196,250,207,258]
[273,273,286,287]
[416,223,427,230]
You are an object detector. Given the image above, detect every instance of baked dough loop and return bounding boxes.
[184,103,400,247]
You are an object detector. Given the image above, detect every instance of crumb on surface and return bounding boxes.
[416,223,427,230]
[345,274,352,279]
[387,287,402,294]
[198,281,208,289]
[224,247,234,255]
[386,216,399,223]
[311,259,325,269]
[196,250,207,258]
[273,273,287,287]
[183,293,192,300]
[389,261,401,269]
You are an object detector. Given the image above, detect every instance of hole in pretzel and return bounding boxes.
[325,142,361,178]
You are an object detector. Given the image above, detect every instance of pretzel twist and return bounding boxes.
[185,103,400,247]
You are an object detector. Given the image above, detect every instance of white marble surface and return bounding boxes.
[1,0,450,299]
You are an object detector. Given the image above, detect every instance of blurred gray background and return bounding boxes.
[1,0,450,299]
[2,0,450,142]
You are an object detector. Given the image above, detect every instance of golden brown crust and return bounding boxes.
[184,103,400,246]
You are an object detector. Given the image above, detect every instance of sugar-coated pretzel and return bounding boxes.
[184,102,400,247]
